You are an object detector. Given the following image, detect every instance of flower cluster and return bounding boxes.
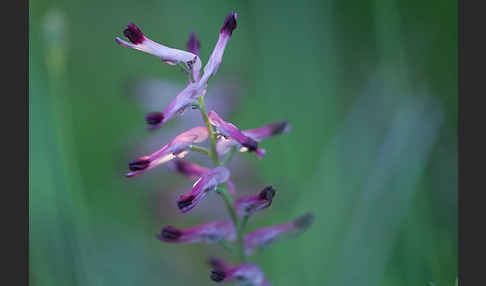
[117,12,314,285]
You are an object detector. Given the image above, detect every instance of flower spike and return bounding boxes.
[234,186,276,218]
[216,120,291,157]
[244,213,315,255]
[157,221,235,244]
[207,110,265,157]
[209,259,270,286]
[177,166,230,213]
[126,126,208,177]
[116,22,201,71]
[200,12,237,85]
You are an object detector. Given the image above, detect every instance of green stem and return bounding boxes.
[197,96,248,262]
[197,96,220,166]
[189,145,210,156]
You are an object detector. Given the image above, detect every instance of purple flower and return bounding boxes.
[186,31,200,57]
[126,126,208,177]
[169,159,237,195]
[177,166,230,213]
[208,110,265,157]
[216,120,291,158]
[157,221,235,243]
[116,23,201,72]
[209,258,270,285]
[144,82,202,130]
[122,12,238,130]
[200,12,237,85]
[244,213,314,255]
[234,186,276,217]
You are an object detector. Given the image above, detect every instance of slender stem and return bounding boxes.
[197,96,220,166]
[197,96,248,262]
[189,145,210,156]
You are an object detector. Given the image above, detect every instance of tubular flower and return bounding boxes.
[244,213,315,256]
[144,82,202,130]
[177,166,230,213]
[116,23,201,71]
[209,259,270,286]
[169,159,237,195]
[208,110,265,157]
[117,14,236,129]
[200,12,237,85]
[234,186,276,218]
[126,126,208,177]
[216,120,291,157]
[157,221,236,244]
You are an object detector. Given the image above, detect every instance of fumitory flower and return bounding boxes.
[116,12,237,130]
[209,258,271,286]
[208,110,266,158]
[177,166,230,213]
[157,221,235,244]
[234,186,276,218]
[244,213,315,256]
[126,126,208,177]
[115,22,201,73]
[169,159,237,195]
[216,120,291,158]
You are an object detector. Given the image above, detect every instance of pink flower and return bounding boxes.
[126,126,208,177]
[200,12,237,85]
[208,110,265,157]
[177,166,230,213]
[157,221,235,243]
[169,159,237,195]
[234,186,276,218]
[244,213,314,255]
[209,258,270,285]
[216,120,291,158]
[116,23,201,73]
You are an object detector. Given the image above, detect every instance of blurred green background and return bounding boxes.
[29,0,457,285]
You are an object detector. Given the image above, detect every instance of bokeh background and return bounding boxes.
[29,0,457,285]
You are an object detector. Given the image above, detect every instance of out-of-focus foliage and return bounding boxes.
[29,0,457,285]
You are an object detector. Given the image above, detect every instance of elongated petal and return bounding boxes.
[169,159,237,195]
[186,31,202,81]
[243,120,291,141]
[234,186,276,217]
[216,120,291,157]
[208,110,259,153]
[244,213,314,255]
[116,22,201,70]
[170,159,210,179]
[145,82,204,129]
[157,221,235,243]
[177,166,230,212]
[200,12,237,85]
[210,262,267,285]
[126,126,208,177]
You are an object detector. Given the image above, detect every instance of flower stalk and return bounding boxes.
[118,12,313,285]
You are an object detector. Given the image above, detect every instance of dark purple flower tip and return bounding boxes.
[208,257,225,269]
[158,226,183,241]
[145,112,164,126]
[259,186,276,201]
[242,138,258,152]
[123,22,145,45]
[221,12,237,35]
[210,270,226,282]
[294,212,315,230]
[186,31,200,56]
[128,158,150,171]
[270,121,290,136]
[177,195,195,210]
